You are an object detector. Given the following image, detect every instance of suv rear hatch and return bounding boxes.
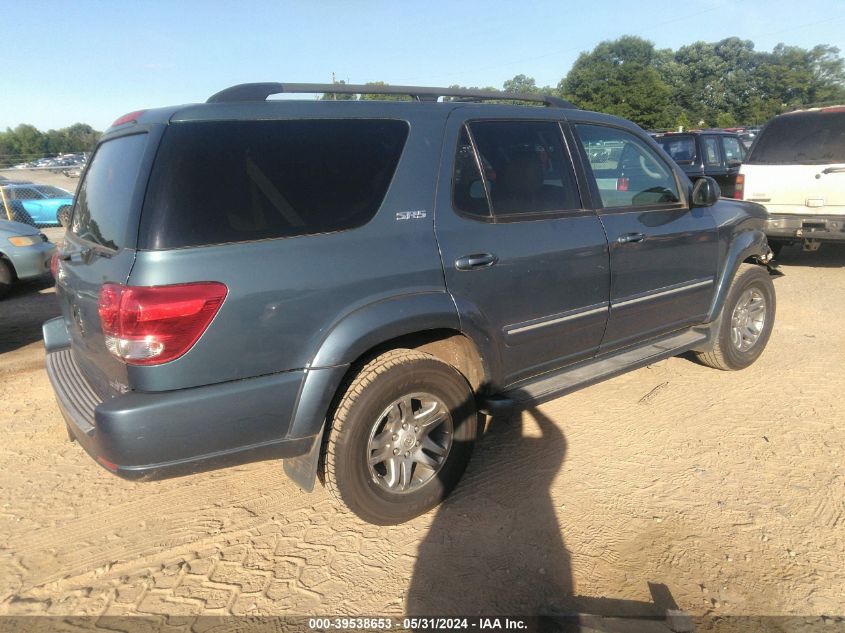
[741,109,845,215]
[56,131,152,399]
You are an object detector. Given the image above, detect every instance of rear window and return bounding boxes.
[747,111,845,165]
[71,133,148,250]
[656,135,696,163]
[140,119,409,249]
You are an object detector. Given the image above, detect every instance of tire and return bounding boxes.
[695,264,775,371]
[322,349,478,524]
[0,258,14,299]
[57,205,72,228]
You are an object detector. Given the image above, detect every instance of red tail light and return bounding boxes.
[617,177,629,192]
[734,174,745,200]
[98,282,227,365]
[50,252,59,279]
[111,110,146,127]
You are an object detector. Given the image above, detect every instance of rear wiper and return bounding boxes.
[821,166,845,174]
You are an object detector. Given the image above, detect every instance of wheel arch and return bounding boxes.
[707,228,770,322]
[283,293,495,491]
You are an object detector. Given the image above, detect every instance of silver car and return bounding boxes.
[0,219,56,298]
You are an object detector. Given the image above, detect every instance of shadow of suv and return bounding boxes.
[44,83,776,524]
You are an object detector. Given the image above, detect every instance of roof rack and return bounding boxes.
[206,82,575,109]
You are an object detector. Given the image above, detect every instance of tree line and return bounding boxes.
[324,36,845,130]
[0,123,100,168]
[2,35,842,167]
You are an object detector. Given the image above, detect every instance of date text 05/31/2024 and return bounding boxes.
[307,617,529,630]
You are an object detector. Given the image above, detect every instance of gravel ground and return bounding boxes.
[0,242,842,627]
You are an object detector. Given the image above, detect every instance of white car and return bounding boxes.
[738,106,845,255]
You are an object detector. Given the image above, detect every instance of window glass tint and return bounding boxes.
[576,124,680,208]
[10,187,40,200]
[721,136,745,162]
[71,133,148,250]
[141,119,409,249]
[33,185,73,199]
[656,135,696,163]
[468,120,580,216]
[747,112,845,164]
[452,126,491,217]
[703,137,721,166]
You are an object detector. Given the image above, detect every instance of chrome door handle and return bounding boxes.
[616,233,645,244]
[455,253,498,270]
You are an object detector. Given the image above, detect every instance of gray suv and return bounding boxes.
[44,83,776,524]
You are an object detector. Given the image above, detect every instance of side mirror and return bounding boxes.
[691,176,721,207]
[727,159,742,169]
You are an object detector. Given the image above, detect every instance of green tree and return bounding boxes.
[715,112,738,128]
[559,36,675,129]
[320,79,357,100]
[359,81,412,101]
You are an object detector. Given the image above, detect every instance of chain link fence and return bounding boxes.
[0,167,78,228]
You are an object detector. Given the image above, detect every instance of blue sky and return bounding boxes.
[2,0,843,131]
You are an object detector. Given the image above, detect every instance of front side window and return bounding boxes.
[575,124,680,208]
[703,137,721,166]
[10,187,40,201]
[454,120,580,219]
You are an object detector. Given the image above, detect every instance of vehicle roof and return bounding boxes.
[102,98,642,138]
[654,130,741,137]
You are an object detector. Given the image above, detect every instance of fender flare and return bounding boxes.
[707,228,769,322]
[282,291,497,491]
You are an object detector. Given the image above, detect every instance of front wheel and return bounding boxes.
[695,264,776,370]
[57,205,72,228]
[322,349,478,524]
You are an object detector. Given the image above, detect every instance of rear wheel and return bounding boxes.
[695,264,775,370]
[322,349,478,524]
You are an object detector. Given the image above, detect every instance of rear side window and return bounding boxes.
[656,135,696,163]
[748,111,845,164]
[71,133,148,250]
[575,124,680,208]
[721,136,745,163]
[140,119,409,249]
[455,120,580,219]
[703,137,721,166]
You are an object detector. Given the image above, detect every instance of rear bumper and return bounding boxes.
[44,335,316,480]
[765,214,845,243]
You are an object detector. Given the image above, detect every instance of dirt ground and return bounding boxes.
[0,241,843,625]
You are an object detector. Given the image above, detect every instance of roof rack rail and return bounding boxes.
[206,82,575,109]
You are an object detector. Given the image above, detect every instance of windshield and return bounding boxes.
[747,111,845,165]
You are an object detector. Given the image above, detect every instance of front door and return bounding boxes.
[435,114,610,387]
[571,122,719,352]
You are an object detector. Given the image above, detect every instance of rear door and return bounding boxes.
[719,135,746,197]
[571,122,718,352]
[742,110,845,215]
[701,134,732,194]
[435,112,610,387]
[55,131,156,399]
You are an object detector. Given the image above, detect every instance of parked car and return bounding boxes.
[0,183,74,226]
[44,83,776,524]
[0,219,56,298]
[654,130,747,197]
[739,106,845,254]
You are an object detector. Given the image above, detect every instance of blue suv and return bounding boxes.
[44,83,776,524]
